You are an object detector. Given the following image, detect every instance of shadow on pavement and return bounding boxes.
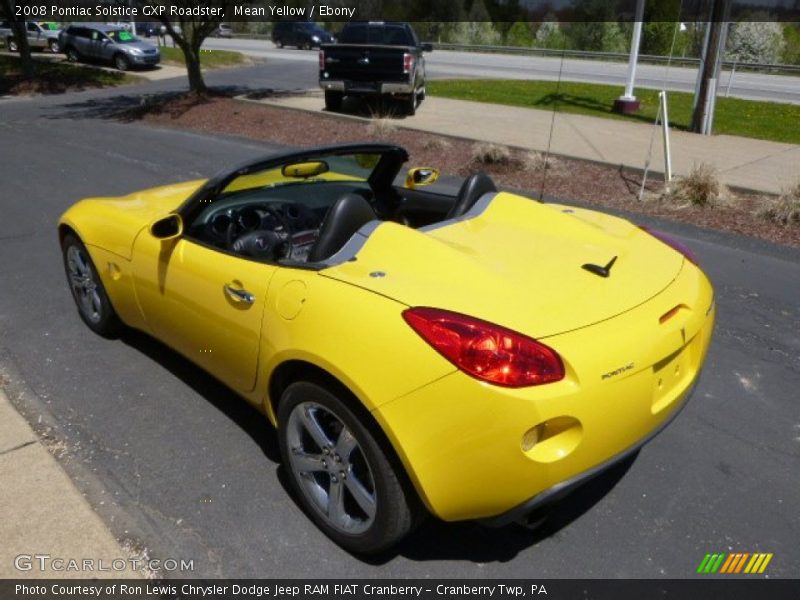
[119,328,281,463]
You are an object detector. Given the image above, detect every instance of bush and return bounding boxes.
[422,137,452,152]
[366,118,397,138]
[667,163,727,207]
[758,182,800,226]
[471,142,511,165]
[505,22,534,47]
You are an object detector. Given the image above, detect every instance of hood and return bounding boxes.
[321,192,684,339]
[124,41,159,52]
[61,180,204,260]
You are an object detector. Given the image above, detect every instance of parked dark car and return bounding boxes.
[213,23,233,38]
[273,21,334,49]
[59,24,160,71]
[1,20,61,53]
[134,22,165,38]
[319,22,431,115]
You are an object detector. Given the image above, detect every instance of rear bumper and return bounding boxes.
[320,79,415,95]
[479,378,698,527]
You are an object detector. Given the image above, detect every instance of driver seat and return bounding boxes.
[446,172,497,220]
[307,193,377,263]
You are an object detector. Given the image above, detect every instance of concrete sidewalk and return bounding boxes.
[253,92,800,195]
[0,388,140,578]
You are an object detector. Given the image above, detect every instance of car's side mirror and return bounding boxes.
[150,214,183,240]
[405,167,440,190]
[421,43,433,53]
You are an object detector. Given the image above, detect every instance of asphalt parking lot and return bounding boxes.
[1,63,799,578]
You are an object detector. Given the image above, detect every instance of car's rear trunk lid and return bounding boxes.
[321,193,685,339]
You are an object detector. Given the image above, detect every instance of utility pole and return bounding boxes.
[691,0,730,134]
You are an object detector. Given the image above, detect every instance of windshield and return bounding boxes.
[223,152,382,194]
[107,30,138,44]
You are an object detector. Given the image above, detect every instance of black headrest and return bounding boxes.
[307,193,377,263]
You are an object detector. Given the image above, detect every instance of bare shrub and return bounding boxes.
[471,142,511,165]
[757,182,800,226]
[667,163,727,207]
[366,118,397,138]
[523,150,558,172]
[422,137,452,152]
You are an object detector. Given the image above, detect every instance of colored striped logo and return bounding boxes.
[696,553,773,574]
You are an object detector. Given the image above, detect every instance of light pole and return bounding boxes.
[614,0,645,114]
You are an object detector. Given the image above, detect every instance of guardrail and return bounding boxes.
[223,34,800,75]
[430,42,800,75]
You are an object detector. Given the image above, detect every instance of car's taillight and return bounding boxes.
[640,226,698,265]
[403,52,414,74]
[402,307,565,388]
[318,50,325,70]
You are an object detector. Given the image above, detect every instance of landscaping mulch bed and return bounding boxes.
[133,93,800,249]
[0,57,133,95]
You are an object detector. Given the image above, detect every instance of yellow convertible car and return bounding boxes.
[59,143,715,553]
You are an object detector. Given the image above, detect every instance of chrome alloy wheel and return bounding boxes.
[66,245,102,324]
[286,401,377,534]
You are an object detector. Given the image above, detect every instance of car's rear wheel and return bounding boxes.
[324,90,343,112]
[61,233,121,337]
[7,37,18,52]
[114,53,129,71]
[275,39,283,48]
[65,46,80,62]
[278,381,418,554]
[49,39,59,53]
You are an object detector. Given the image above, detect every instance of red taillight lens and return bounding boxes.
[318,50,325,70]
[402,307,565,388]
[403,52,414,74]
[640,226,698,265]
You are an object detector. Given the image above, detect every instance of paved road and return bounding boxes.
[1,66,799,578]
[203,38,800,105]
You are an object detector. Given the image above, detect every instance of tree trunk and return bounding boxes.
[3,0,34,79]
[182,42,206,94]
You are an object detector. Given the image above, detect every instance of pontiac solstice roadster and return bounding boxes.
[59,143,715,553]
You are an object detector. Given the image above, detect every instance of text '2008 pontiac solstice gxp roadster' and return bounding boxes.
[59,143,715,554]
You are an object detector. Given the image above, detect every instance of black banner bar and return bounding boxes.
[3,580,800,600]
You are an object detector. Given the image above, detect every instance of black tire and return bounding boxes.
[49,39,60,54]
[324,90,343,112]
[405,92,417,116]
[7,37,18,53]
[302,41,312,50]
[114,53,129,71]
[61,233,122,337]
[278,381,418,554]
[65,46,80,62]
[275,39,283,48]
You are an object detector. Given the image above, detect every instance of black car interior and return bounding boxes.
[179,144,497,267]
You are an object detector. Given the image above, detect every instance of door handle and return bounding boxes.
[224,284,255,304]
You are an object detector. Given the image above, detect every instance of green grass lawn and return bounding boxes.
[0,54,136,94]
[159,47,247,68]
[428,79,800,145]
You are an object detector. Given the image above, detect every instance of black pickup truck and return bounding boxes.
[319,22,432,116]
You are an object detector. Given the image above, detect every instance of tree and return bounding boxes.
[0,0,34,78]
[505,22,534,47]
[448,0,502,45]
[136,0,231,93]
[726,17,786,64]
[534,15,564,49]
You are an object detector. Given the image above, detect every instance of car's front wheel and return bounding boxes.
[7,37,18,52]
[278,381,418,554]
[49,39,60,53]
[61,233,121,337]
[114,53,129,71]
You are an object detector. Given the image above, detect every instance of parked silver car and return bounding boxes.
[1,20,61,53]
[58,23,160,70]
